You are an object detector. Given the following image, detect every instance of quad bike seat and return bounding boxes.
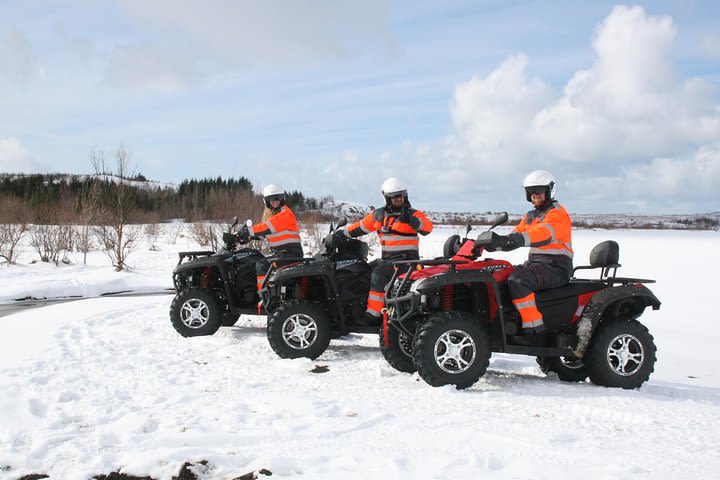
[534,241,619,302]
[535,280,608,303]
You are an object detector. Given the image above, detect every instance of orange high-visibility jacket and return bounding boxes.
[346,206,433,259]
[514,201,573,261]
[251,206,301,250]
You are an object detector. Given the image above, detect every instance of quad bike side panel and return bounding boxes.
[536,296,578,332]
[574,283,661,357]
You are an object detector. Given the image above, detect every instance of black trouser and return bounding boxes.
[366,256,414,317]
[507,259,570,333]
[255,244,304,291]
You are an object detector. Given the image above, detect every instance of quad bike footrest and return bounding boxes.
[508,333,576,349]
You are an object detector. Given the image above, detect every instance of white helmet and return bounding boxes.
[522,170,555,202]
[262,184,285,208]
[381,177,408,198]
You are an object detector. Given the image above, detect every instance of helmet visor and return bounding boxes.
[384,190,407,199]
[525,186,546,196]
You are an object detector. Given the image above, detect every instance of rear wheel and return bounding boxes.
[536,356,588,383]
[169,288,223,337]
[267,300,332,359]
[413,311,490,389]
[380,325,416,373]
[586,319,656,389]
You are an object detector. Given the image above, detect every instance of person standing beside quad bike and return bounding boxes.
[225,184,304,296]
[334,177,433,325]
[482,170,574,334]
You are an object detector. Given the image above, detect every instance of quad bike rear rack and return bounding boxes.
[177,250,215,264]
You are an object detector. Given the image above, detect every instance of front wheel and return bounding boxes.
[267,300,332,359]
[585,319,656,389]
[380,324,416,373]
[413,311,490,389]
[536,356,589,383]
[169,288,223,337]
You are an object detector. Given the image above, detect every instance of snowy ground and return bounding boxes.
[1,224,720,479]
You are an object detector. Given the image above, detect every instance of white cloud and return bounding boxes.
[0,31,40,83]
[624,144,720,196]
[99,0,390,88]
[377,5,720,213]
[450,54,555,173]
[531,5,720,163]
[0,137,43,173]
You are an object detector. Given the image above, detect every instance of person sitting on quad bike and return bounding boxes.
[483,170,574,334]
[225,184,304,293]
[334,177,433,324]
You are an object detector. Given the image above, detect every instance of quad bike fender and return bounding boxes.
[269,262,335,284]
[414,270,496,294]
[173,255,225,275]
[172,258,237,310]
[574,284,661,358]
[266,262,343,323]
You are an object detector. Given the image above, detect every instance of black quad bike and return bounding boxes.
[260,219,375,360]
[170,218,265,337]
[382,213,661,390]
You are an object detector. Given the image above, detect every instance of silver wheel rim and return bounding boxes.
[282,313,319,350]
[433,329,476,374]
[606,333,644,376]
[560,357,584,370]
[180,298,210,329]
[398,332,413,358]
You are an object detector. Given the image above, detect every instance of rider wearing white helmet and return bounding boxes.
[484,170,574,334]
[248,184,304,292]
[337,177,433,324]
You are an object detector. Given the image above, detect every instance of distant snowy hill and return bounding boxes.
[0,172,177,191]
[319,200,719,230]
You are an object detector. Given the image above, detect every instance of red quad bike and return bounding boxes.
[381,213,661,390]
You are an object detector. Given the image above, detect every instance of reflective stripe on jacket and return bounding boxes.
[346,206,433,259]
[251,206,302,250]
[514,201,573,260]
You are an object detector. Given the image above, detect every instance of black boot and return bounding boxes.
[521,323,546,335]
[357,312,380,326]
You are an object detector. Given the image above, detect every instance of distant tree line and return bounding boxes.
[0,173,326,224]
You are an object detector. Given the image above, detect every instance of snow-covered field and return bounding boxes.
[1,224,719,479]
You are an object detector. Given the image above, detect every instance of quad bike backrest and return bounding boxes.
[573,240,621,278]
[590,240,619,268]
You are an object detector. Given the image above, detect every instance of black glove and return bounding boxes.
[333,229,348,244]
[486,232,521,252]
[222,232,237,245]
[475,232,522,252]
[237,225,250,242]
[397,207,421,230]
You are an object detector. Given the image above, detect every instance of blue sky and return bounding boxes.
[1,1,719,214]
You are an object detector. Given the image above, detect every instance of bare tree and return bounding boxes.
[91,144,141,271]
[189,221,220,250]
[0,196,29,265]
[144,222,163,251]
[300,211,329,253]
[0,223,27,265]
[76,175,101,264]
[29,223,73,265]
